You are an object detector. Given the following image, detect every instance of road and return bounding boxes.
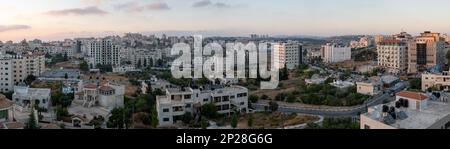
[253,93,392,116]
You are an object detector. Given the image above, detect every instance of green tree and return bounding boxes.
[231,113,238,128]
[286,93,297,103]
[182,112,193,124]
[107,107,132,129]
[63,52,68,61]
[269,101,279,112]
[409,78,422,90]
[137,59,142,68]
[249,95,259,103]
[201,118,208,129]
[143,58,147,68]
[247,113,253,128]
[24,75,37,85]
[79,60,89,71]
[157,59,163,67]
[26,109,38,129]
[149,58,154,67]
[261,94,269,100]
[64,73,68,79]
[201,103,218,119]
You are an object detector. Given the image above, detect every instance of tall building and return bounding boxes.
[374,35,385,45]
[272,42,303,69]
[0,52,45,92]
[377,39,408,74]
[321,43,351,63]
[407,31,446,73]
[86,39,121,68]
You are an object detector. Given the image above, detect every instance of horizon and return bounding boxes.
[2,0,450,41]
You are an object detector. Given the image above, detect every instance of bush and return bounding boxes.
[249,95,259,103]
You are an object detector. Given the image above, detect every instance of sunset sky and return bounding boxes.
[2,0,450,41]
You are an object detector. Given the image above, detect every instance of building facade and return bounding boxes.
[422,71,450,91]
[12,84,51,110]
[156,86,249,127]
[377,39,408,74]
[321,43,351,63]
[86,39,121,68]
[272,42,303,69]
[407,31,446,73]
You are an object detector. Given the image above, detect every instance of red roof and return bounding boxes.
[0,94,13,109]
[396,91,428,101]
[99,86,114,92]
[84,83,97,89]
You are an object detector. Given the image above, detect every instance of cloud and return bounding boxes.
[0,25,31,32]
[114,2,170,12]
[45,6,107,16]
[146,2,171,10]
[192,0,233,8]
[193,0,212,7]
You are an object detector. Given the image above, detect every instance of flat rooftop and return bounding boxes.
[363,100,450,129]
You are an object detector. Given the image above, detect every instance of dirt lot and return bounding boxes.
[237,112,319,129]
[250,72,304,99]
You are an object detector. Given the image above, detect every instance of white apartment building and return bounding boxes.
[128,49,162,68]
[360,91,450,129]
[12,83,51,110]
[0,52,46,92]
[156,86,249,127]
[86,39,121,68]
[272,42,303,69]
[422,71,450,91]
[377,39,408,74]
[321,43,351,63]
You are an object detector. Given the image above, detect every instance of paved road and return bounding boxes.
[253,93,392,116]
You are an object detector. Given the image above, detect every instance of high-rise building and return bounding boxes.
[377,39,408,74]
[272,42,303,69]
[86,39,121,68]
[321,43,351,63]
[0,51,45,92]
[407,31,446,73]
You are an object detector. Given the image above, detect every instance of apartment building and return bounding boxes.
[156,86,249,127]
[128,49,162,68]
[407,31,446,73]
[272,42,303,69]
[360,91,450,129]
[0,52,46,92]
[421,71,450,91]
[356,79,383,96]
[377,39,408,74]
[321,43,351,63]
[12,83,51,110]
[86,39,121,68]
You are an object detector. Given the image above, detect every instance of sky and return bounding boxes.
[2,0,450,41]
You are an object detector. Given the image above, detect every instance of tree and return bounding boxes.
[137,59,142,68]
[24,75,37,85]
[261,94,269,100]
[269,101,279,112]
[201,103,218,119]
[143,58,147,68]
[249,95,259,103]
[64,73,68,79]
[182,112,193,124]
[55,106,69,121]
[79,60,89,71]
[63,52,68,61]
[286,93,297,103]
[231,113,238,128]
[409,78,422,90]
[157,59,163,67]
[149,58,154,67]
[107,107,132,129]
[26,109,38,129]
[201,118,208,129]
[247,113,253,128]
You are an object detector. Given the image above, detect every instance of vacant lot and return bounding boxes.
[237,112,319,129]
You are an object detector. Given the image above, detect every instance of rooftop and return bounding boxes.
[0,94,13,109]
[396,91,428,101]
[363,100,450,129]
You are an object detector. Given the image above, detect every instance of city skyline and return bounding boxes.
[2,0,450,41]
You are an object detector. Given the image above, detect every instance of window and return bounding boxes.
[163,118,170,122]
[203,98,209,102]
[184,95,191,99]
[163,108,169,112]
[0,109,8,120]
[185,104,191,108]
